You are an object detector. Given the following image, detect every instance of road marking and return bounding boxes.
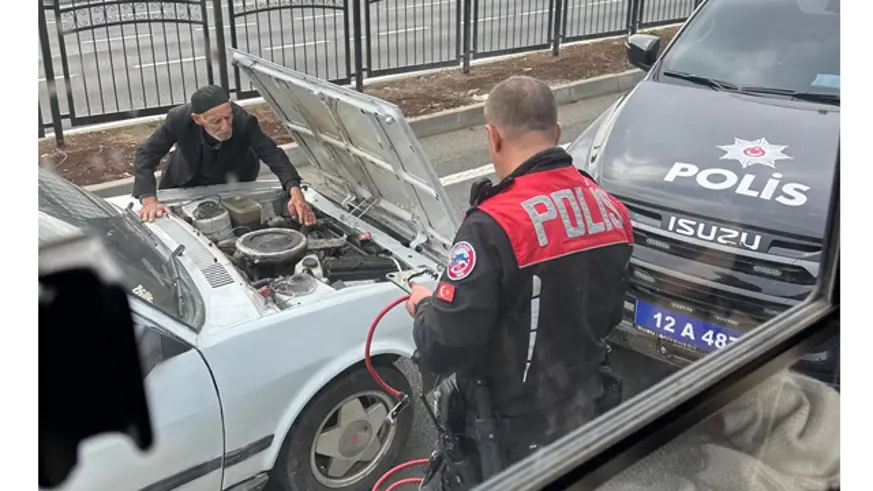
[438,143,570,186]
[135,56,205,69]
[265,40,329,51]
[385,0,452,11]
[38,74,78,83]
[80,33,152,44]
[295,0,452,21]
[294,11,343,22]
[479,0,620,21]
[440,164,495,186]
[196,21,256,32]
[582,0,622,6]
[479,9,549,22]
[379,26,428,36]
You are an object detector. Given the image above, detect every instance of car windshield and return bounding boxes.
[658,0,840,96]
[38,167,201,328]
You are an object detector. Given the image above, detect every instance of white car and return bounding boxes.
[38,49,461,491]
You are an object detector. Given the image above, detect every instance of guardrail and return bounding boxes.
[38,0,699,145]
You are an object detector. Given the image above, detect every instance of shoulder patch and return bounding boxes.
[447,241,477,281]
[436,282,456,303]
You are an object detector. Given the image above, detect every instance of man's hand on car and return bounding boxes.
[288,187,317,226]
[139,196,169,222]
[405,283,433,316]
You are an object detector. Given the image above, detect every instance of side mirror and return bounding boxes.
[626,34,661,71]
[135,324,164,377]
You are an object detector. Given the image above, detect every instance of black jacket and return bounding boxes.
[132,102,302,199]
[413,148,634,417]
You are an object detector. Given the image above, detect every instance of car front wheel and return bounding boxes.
[272,364,414,491]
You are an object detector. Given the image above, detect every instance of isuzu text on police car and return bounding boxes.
[566,0,839,385]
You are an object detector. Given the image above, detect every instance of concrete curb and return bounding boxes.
[409,69,644,139]
[85,69,643,198]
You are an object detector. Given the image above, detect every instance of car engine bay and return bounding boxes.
[169,192,411,309]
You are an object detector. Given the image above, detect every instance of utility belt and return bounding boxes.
[418,364,622,491]
[419,377,501,491]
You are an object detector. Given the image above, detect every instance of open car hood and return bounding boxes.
[230,49,461,261]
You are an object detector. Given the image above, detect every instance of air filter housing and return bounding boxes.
[234,228,308,280]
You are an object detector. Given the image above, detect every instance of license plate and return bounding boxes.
[634,300,743,352]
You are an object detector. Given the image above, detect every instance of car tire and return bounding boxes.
[272,364,414,491]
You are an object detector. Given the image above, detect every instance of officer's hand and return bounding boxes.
[288,187,316,226]
[139,196,169,222]
[405,283,433,316]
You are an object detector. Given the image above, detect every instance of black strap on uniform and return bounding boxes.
[578,168,597,183]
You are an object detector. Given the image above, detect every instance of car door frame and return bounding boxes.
[126,298,227,491]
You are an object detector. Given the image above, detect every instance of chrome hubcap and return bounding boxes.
[309,391,396,488]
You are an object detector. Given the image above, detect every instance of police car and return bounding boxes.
[567,0,839,384]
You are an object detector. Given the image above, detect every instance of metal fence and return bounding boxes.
[39,0,699,144]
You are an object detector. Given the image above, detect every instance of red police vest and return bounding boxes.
[477,166,634,268]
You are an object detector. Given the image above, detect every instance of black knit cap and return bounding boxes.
[191,85,230,114]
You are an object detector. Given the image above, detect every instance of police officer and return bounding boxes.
[405,76,634,487]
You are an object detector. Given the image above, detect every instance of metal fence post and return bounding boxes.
[636,0,645,32]
[471,0,479,56]
[462,0,472,74]
[350,0,359,85]
[353,0,364,91]
[626,0,638,34]
[39,105,45,139]
[552,0,563,56]
[38,2,64,146]
[212,0,230,93]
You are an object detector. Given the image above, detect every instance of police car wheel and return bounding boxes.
[272,365,414,491]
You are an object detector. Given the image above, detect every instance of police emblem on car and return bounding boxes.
[447,241,476,280]
[662,137,810,208]
[665,215,763,251]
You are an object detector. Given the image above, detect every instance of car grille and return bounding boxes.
[632,228,817,285]
[627,264,793,329]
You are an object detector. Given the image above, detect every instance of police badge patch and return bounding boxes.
[446,241,476,281]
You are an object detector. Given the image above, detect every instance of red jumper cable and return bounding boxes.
[366,268,438,490]
[365,295,411,399]
[365,294,428,490]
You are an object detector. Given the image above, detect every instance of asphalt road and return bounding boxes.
[266,92,680,488]
[38,0,693,128]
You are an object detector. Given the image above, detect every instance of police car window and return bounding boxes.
[658,0,840,95]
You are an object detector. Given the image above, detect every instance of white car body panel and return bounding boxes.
[200,281,422,487]
[49,302,224,491]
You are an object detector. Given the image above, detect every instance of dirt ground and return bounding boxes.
[38,26,679,187]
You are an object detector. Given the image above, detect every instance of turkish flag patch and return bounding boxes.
[436,282,456,303]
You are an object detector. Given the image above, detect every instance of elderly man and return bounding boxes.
[132,85,315,225]
[408,76,634,490]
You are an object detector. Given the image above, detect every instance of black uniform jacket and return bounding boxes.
[413,147,635,416]
[132,102,302,199]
